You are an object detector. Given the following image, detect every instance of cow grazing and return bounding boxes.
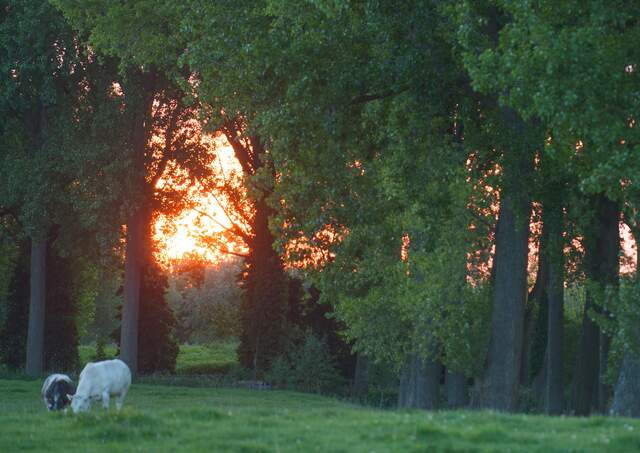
[42,374,75,412]
[69,359,131,414]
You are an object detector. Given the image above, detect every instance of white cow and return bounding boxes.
[69,359,131,413]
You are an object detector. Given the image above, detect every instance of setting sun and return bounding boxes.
[154,135,248,265]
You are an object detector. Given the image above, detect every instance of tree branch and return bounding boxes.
[191,206,252,245]
[151,103,180,191]
[351,85,410,105]
[221,119,256,175]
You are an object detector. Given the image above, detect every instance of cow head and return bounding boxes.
[68,394,90,413]
[51,381,73,410]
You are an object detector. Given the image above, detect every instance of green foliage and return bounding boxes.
[598,278,640,385]
[43,250,80,372]
[0,241,81,372]
[167,260,243,343]
[0,243,29,369]
[52,0,184,74]
[266,333,345,395]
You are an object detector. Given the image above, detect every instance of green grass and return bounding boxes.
[175,341,238,375]
[78,341,238,375]
[2,378,640,452]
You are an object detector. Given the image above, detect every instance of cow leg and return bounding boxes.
[115,390,127,411]
[102,391,110,410]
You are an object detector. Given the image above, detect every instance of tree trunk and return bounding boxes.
[545,197,565,414]
[523,241,549,388]
[353,353,369,398]
[572,195,619,415]
[446,370,469,408]
[238,196,288,376]
[479,104,535,411]
[398,353,441,410]
[520,302,538,386]
[120,210,146,375]
[597,330,612,413]
[25,236,47,377]
[572,294,600,416]
[482,194,530,411]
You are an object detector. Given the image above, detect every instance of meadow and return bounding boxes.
[2,376,640,452]
[79,341,238,376]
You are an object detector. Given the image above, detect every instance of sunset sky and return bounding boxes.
[154,135,247,265]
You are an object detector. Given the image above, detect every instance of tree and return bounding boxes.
[460,0,639,414]
[55,0,216,376]
[1,0,92,375]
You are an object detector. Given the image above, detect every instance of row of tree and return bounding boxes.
[2,0,639,417]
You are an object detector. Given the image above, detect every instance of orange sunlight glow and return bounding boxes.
[154,135,248,266]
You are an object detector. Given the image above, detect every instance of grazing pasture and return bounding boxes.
[78,341,238,375]
[1,378,639,452]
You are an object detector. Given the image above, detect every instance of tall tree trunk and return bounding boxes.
[572,294,600,415]
[398,356,413,408]
[25,236,47,376]
[481,114,533,410]
[398,353,441,410]
[353,353,369,398]
[597,331,612,412]
[520,303,538,386]
[118,70,156,376]
[572,195,619,415]
[521,233,549,408]
[120,210,146,375]
[446,370,469,409]
[238,196,287,376]
[611,227,640,417]
[523,240,549,389]
[545,198,565,415]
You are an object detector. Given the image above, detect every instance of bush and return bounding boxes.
[266,333,345,395]
[167,259,243,344]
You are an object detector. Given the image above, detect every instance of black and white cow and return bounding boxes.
[42,374,75,411]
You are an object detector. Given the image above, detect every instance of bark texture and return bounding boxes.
[398,353,442,410]
[545,200,565,414]
[353,353,370,398]
[446,370,469,409]
[25,237,47,377]
[478,104,536,411]
[572,195,619,415]
[120,210,146,375]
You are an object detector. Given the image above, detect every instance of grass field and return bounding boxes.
[2,378,639,452]
[79,341,238,375]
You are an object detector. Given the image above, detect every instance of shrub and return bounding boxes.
[266,333,345,395]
